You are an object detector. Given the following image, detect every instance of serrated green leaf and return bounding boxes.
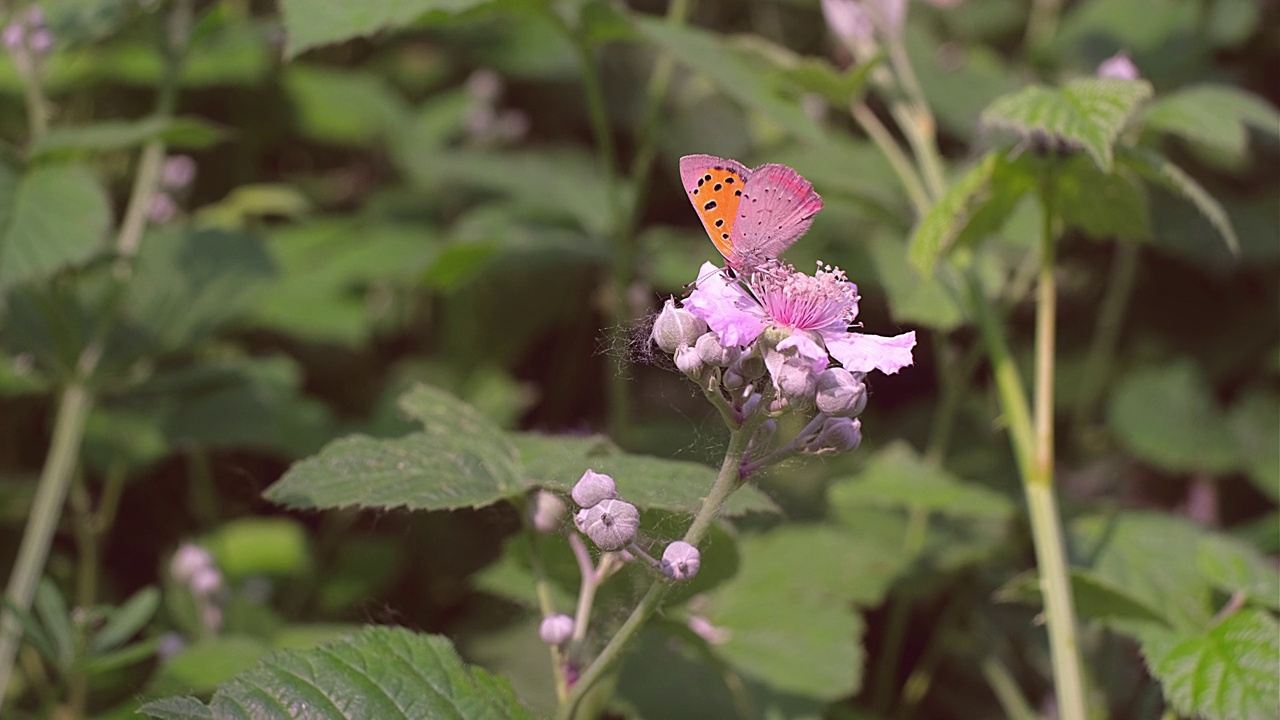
[981,78,1153,172]
[29,116,225,158]
[265,431,527,512]
[140,628,536,719]
[89,586,160,655]
[701,526,871,699]
[510,433,778,516]
[1196,535,1280,611]
[1118,147,1240,254]
[1053,155,1150,241]
[1146,610,1280,720]
[279,0,494,57]
[632,17,823,143]
[1107,362,1239,475]
[1144,84,1280,161]
[907,152,1034,274]
[829,441,1015,519]
[267,385,525,511]
[1072,512,1216,632]
[0,162,112,289]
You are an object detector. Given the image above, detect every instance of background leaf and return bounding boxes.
[1145,610,1280,720]
[511,433,778,517]
[0,163,112,289]
[141,628,535,719]
[981,78,1154,172]
[279,0,495,57]
[1107,362,1239,475]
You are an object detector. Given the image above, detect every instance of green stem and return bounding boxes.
[527,528,569,702]
[19,58,48,142]
[1027,197,1087,720]
[980,655,1038,720]
[558,418,758,719]
[850,102,931,216]
[1072,241,1138,430]
[964,270,1035,480]
[0,4,193,708]
[0,383,94,703]
[569,534,601,644]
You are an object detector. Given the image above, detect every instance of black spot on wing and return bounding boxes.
[703,200,717,211]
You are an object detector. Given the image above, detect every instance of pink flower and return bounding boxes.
[684,261,915,377]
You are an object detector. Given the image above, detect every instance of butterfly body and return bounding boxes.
[680,154,823,275]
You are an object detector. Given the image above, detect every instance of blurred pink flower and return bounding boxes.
[1097,52,1140,80]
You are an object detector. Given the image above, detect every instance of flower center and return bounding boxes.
[754,263,858,331]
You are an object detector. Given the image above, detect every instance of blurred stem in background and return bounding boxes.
[0,1,194,711]
[559,0,694,444]
[845,5,1087,717]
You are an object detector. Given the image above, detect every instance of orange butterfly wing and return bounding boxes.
[679,155,750,261]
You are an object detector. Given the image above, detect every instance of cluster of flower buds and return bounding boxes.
[535,470,706,651]
[169,542,224,634]
[3,6,53,73]
[569,469,703,581]
[651,262,913,469]
[148,154,197,224]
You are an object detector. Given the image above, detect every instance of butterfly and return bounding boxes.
[679,154,823,276]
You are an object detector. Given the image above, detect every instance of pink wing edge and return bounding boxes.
[678,154,752,196]
[729,163,824,269]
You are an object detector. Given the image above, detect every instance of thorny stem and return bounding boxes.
[559,413,763,720]
[0,2,194,709]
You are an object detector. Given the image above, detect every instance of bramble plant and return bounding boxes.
[1,1,1277,719]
